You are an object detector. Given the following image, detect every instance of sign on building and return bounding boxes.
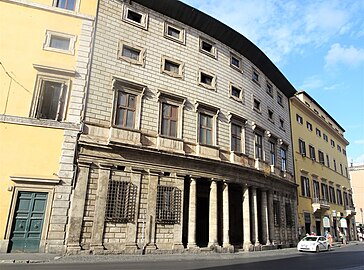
[323,216,330,228]
[340,218,347,228]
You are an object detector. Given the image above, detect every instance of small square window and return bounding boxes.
[198,70,216,90]
[43,30,76,54]
[277,93,283,106]
[266,83,273,96]
[199,37,217,58]
[164,22,185,44]
[230,53,242,71]
[307,121,313,131]
[296,114,303,124]
[253,98,261,112]
[118,41,145,66]
[230,84,243,102]
[54,0,76,11]
[122,5,148,30]
[161,56,184,79]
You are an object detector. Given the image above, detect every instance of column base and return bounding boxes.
[125,243,139,254]
[66,243,82,255]
[90,244,105,254]
[187,242,198,249]
[254,241,261,246]
[172,243,185,250]
[222,243,234,253]
[243,242,253,251]
[208,241,218,248]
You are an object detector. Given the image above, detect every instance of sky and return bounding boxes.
[181,0,364,165]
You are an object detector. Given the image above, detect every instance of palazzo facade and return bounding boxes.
[66,0,298,254]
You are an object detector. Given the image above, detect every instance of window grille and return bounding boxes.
[273,200,280,226]
[106,180,137,223]
[285,203,293,226]
[156,186,182,224]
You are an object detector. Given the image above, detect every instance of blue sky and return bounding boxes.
[181,0,364,164]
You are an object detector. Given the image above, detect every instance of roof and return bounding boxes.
[132,0,297,98]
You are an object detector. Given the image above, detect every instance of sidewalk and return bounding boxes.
[0,241,361,264]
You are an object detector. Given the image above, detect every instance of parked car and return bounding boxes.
[297,236,330,252]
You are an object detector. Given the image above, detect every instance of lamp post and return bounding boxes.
[361,208,363,225]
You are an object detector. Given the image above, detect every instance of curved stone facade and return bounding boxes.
[67,0,298,254]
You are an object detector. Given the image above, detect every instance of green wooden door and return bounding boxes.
[9,192,47,253]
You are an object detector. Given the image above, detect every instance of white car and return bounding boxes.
[297,236,331,252]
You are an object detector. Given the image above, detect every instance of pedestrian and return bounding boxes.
[326,232,333,247]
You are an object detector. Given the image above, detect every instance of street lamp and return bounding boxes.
[361,208,363,226]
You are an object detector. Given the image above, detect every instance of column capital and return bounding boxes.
[98,163,113,169]
[78,161,92,168]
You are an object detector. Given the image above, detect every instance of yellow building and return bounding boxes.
[349,164,364,228]
[290,91,355,241]
[0,0,97,253]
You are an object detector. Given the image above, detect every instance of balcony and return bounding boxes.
[108,127,142,146]
[312,197,330,213]
[344,205,356,218]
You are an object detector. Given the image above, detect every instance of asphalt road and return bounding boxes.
[2,244,364,270]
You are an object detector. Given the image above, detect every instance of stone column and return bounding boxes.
[252,187,260,246]
[261,190,270,245]
[208,180,218,247]
[222,182,231,248]
[125,168,143,253]
[145,170,159,250]
[173,174,185,250]
[187,178,197,249]
[242,186,252,250]
[268,190,275,244]
[67,162,91,253]
[90,164,111,253]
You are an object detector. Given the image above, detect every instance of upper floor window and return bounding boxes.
[296,114,303,124]
[161,56,184,79]
[309,145,316,161]
[253,97,261,112]
[199,37,217,58]
[268,109,274,122]
[269,141,276,166]
[118,41,146,66]
[313,180,320,199]
[277,93,283,106]
[43,31,76,55]
[333,159,337,171]
[54,0,76,11]
[343,149,347,156]
[161,103,178,137]
[230,53,242,71]
[266,83,273,96]
[323,133,328,142]
[279,118,285,130]
[340,164,343,175]
[307,121,313,131]
[196,102,218,146]
[31,75,69,121]
[281,147,287,171]
[230,84,244,102]
[301,176,311,197]
[199,113,213,145]
[198,70,216,90]
[329,186,336,204]
[112,79,145,130]
[337,144,342,152]
[231,123,243,153]
[336,189,342,205]
[331,139,335,147]
[122,5,148,30]
[316,128,321,137]
[273,200,280,226]
[326,154,330,168]
[164,22,185,44]
[318,150,325,165]
[321,183,329,202]
[254,133,263,160]
[299,139,306,156]
[252,69,260,84]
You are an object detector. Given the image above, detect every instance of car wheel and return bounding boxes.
[316,246,320,253]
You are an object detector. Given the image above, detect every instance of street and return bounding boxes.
[1,243,363,270]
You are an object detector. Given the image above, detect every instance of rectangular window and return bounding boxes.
[323,134,328,142]
[50,35,70,50]
[199,37,216,58]
[343,192,348,208]
[268,109,274,121]
[198,70,216,90]
[316,128,321,137]
[164,22,185,44]
[281,147,287,171]
[296,114,303,124]
[161,57,183,78]
[326,154,330,167]
[285,203,293,226]
[253,98,261,112]
[230,53,242,70]
[156,186,182,224]
[301,176,311,197]
[299,139,306,156]
[334,159,337,171]
[313,180,320,199]
[115,91,136,129]
[331,139,335,147]
[230,85,243,101]
[118,42,145,66]
[127,9,142,23]
[255,133,263,159]
[161,103,178,137]
[307,121,313,131]
[106,180,137,223]
[336,189,342,205]
[44,31,76,54]
[309,145,316,161]
[279,118,285,130]
[122,6,148,29]
[345,167,348,177]
[231,123,242,153]
[277,93,283,106]
[55,0,75,10]
[343,149,347,156]
[199,113,213,145]
[273,200,280,226]
[337,145,342,152]
[34,79,68,121]
[318,150,325,164]
[266,83,273,96]
[340,164,343,175]
[321,183,329,202]
[252,70,259,83]
[270,141,276,166]
[329,186,336,204]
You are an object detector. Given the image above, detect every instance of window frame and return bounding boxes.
[53,0,78,11]
[309,145,316,161]
[299,139,306,156]
[198,69,216,90]
[196,102,219,147]
[230,52,242,72]
[254,132,263,160]
[296,114,303,124]
[156,185,182,224]
[122,4,149,30]
[30,74,71,122]
[329,186,336,204]
[118,41,146,66]
[269,140,276,166]
[228,113,246,154]
[307,121,313,131]
[301,176,311,197]
[268,108,274,123]
[279,118,285,131]
[318,150,325,165]
[161,56,184,79]
[229,83,244,102]
[111,78,145,130]
[253,97,261,113]
[266,82,274,97]
[43,30,76,55]
[199,37,217,58]
[280,146,287,171]
[273,200,280,226]
[252,68,260,85]
[277,93,283,107]
[163,21,185,44]
[336,189,342,205]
